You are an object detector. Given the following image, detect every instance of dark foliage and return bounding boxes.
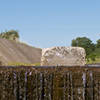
[0,30,19,41]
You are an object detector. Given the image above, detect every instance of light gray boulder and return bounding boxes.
[41,47,86,66]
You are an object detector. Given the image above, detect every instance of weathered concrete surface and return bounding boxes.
[41,47,86,66]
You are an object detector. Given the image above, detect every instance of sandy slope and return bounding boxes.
[0,38,42,65]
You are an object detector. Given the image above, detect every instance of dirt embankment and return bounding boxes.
[0,38,42,65]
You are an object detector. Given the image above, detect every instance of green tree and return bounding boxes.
[0,30,19,40]
[7,30,19,38]
[88,53,96,61]
[96,39,100,48]
[71,37,95,58]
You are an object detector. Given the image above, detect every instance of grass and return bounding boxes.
[8,62,40,66]
[86,57,100,64]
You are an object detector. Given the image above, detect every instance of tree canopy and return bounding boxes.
[71,37,95,57]
[71,37,97,63]
[0,30,19,41]
[96,39,100,48]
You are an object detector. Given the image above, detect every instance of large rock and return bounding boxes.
[41,47,86,66]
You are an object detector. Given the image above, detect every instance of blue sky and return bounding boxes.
[0,0,100,48]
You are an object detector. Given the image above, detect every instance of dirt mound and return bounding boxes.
[0,38,42,65]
